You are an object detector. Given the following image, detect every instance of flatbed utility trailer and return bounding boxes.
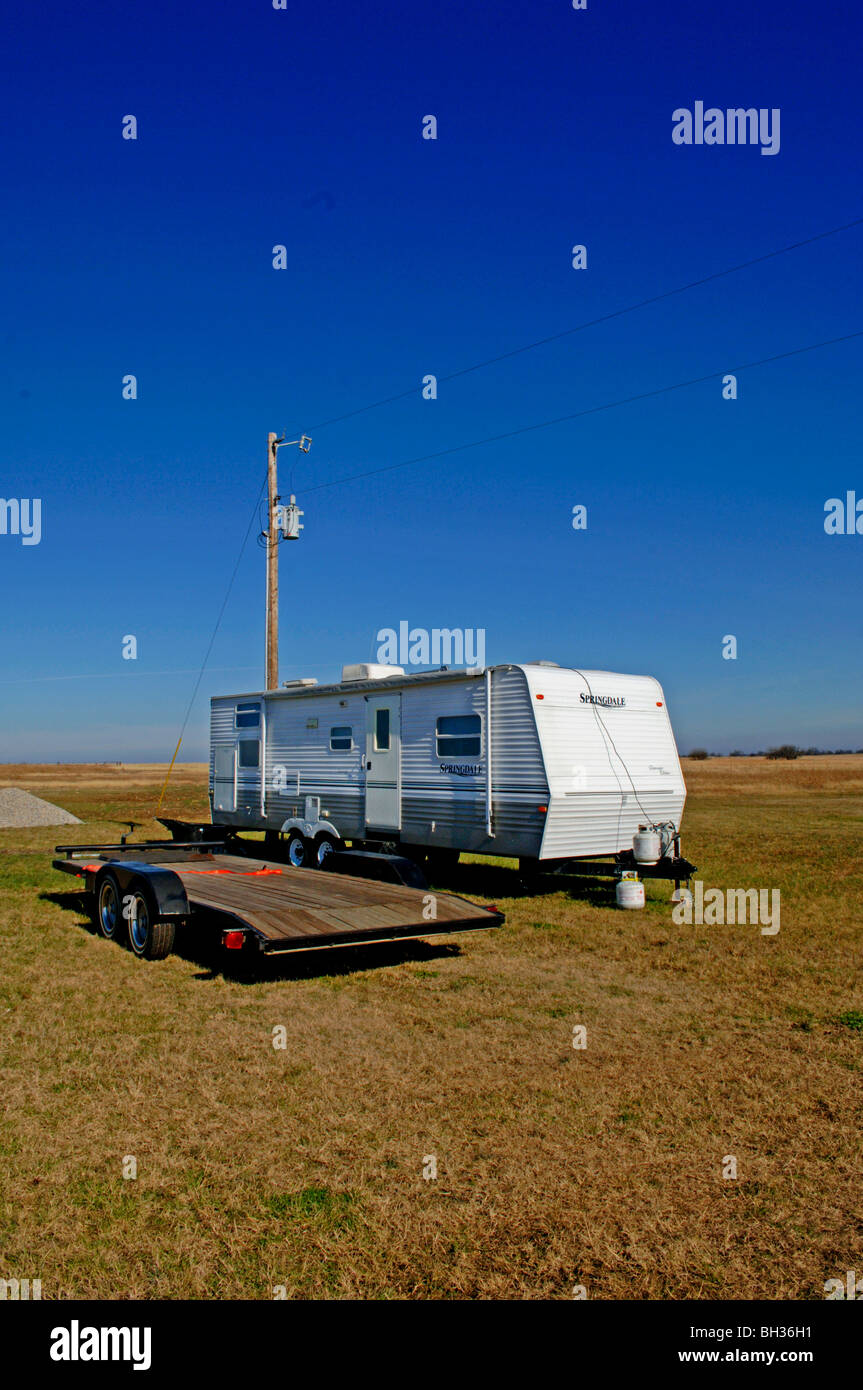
[52,834,504,961]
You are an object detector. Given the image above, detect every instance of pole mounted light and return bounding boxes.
[274,434,312,454]
[272,434,310,538]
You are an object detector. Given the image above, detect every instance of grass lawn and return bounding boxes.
[1,756,861,1299]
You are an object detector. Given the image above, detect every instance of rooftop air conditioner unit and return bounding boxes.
[341,663,405,683]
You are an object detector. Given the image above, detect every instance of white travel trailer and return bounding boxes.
[208,661,688,872]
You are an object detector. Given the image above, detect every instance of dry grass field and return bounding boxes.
[1,757,861,1300]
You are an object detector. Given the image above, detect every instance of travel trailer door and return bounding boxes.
[364,694,401,830]
[213,745,237,813]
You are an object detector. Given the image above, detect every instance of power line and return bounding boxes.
[161,323,863,764]
[161,218,863,774]
[162,476,268,758]
[305,216,863,433]
[302,328,863,494]
[189,218,863,692]
[0,665,261,688]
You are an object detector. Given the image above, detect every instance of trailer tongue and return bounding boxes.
[52,836,503,960]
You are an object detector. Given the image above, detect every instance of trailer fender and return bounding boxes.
[157,817,235,845]
[279,817,342,844]
[92,861,191,920]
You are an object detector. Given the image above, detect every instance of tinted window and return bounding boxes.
[436,714,481,758]
[374,707,390,751]
[238,739,260,768]
[236,702,260,729]
[330,725,353,751]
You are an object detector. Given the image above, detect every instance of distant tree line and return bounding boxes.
[687,746,863,759]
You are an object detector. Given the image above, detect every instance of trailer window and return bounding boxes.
[330,726,353,751]
[235,702,260,730]
[374,708,390,751]
[436,714,481,758]
[238,739,260,768]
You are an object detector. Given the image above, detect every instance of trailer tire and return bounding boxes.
[126,885,175,960]
[94,871,123,941]
[311,832,340,868]
[285,830,311,869]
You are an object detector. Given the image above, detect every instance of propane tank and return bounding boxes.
[616,872,645,909]
[633,829,661,865]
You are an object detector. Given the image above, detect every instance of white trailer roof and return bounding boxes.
[213,665,489,703]
[212,663,665,704]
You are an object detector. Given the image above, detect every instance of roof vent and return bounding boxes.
[532,660,560,667]
[341,663,405,683]
[281,677,318,688]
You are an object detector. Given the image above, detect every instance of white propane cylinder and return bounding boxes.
[633,829,661,865]
[616,876,645,910]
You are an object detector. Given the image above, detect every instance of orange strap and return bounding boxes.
[79,863,284,878]
[181,866,284,877]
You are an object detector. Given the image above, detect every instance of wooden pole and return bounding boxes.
[266,431,279,690]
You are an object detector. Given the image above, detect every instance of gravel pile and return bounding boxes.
[0,787,82,828]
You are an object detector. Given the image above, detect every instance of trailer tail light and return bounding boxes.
[535,693,544,699]
[222,930,245,950]
[538,805,548,813]
[656,701,663,707]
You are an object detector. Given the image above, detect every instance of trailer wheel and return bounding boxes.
[311,832,340,868]
[94,872,123,941]
[285,830,311,869]
[126,886,175,960]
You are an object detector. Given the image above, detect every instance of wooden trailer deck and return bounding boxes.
[154,852,499,947]
[53,845,504,952]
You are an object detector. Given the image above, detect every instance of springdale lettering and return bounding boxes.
[580,692,625,707]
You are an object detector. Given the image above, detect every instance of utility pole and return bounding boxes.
[265,431,279,690]
[265,431,311,691]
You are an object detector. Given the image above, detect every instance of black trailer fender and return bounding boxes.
[92,861,191,920]
[156,818,237,845]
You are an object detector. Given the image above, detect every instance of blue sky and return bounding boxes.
[0,0,861,759]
